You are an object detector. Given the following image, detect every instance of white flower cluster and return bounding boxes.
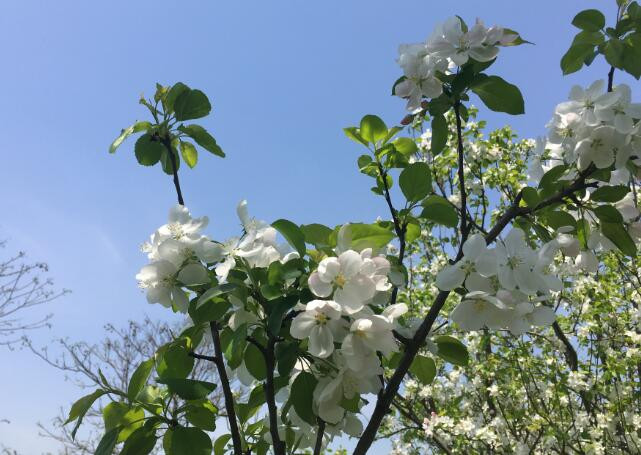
[530,80,641,176]
[290,228,408,425]
[529,80,641,270]
[396,17,517,111]
[437,230,560,335]
[136,202,294,312]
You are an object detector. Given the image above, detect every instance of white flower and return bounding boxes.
[156,204,209,242]
[596,84,641,134]
[290,300,344,358]
[136,260,189,312]
[427,17,501,66]
[506,301,556,335]
[494,229,544,295]
[308,250,377,314]
[575,125,626,170]
[557,80,620,126]
[313,354,382,424]
[395,47,446,111]
[341,315,399,369]
[450,291,507,331]
[435,234,496,291]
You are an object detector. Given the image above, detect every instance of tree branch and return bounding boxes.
[160,135,185,206]
[210,322,243,455]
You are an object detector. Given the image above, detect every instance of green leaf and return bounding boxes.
[157,344,194,380]
[604,39,626,68]
[572,9,606,31]
[174,89,211,121]
[95,427,121,455]
[431,114,448,155]
[65,389,106,439]
[409,355,436,384]
[177,124,224,157]
[127,358,154,402]
[185,400,217,431]
[541,210,577,230]
[393,137,418,156]
[343,127,369,147]
[434,335,469,366]
[360,115,387,143]
[225,323,248,369]
[342,223,395,250]
[590,185,629,202]
[158,378,217,400]
[399,162,432,202]
[171,426,212,455]
[623,33,641,79]
[134,134,164,166]
[276,342,299,377]
[267,295,298,336]
[180,141,198,168]
[594,205,623,223]
[601,222,637,256]
[272,219,306,257]
[405,221,421,243]
[290,372,317,425]
[160,146,180,175]
[561,43,596,75]
[300,223,333,247]
[120,426,157,455]
[214,434,232,455]
[420,195,458,228]
[165,82,190,114]
[109,121,151,153]
[521,187,540,207]
[470,74,525,115]
[244,342,267,380]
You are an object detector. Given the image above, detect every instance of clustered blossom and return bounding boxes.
[290,227,409,425]
[437,230,558,334]
[529,80,641,269]
[136,202,293,312]
[136,204,410,448]
[395,17,517,110]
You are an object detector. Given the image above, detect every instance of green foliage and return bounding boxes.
[470,74,525,115]
[399,162,432,202]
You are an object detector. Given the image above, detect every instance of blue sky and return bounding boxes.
[0,0,631,452]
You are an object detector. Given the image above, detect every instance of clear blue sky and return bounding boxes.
[0,0,631,453]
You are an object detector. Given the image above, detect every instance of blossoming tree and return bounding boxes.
[67,1,641,453]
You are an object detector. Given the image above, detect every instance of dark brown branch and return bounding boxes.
[210,322,243,455]
[160,135,185,206]
[552,321,578,371]
[264,335,286,455]
[188,351,218,363]
[313,419,326,455]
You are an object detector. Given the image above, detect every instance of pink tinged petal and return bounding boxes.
[436,264,466,290]
[308,325,334,358]
[462,233,486,260]
[338,250,363,278]
[317,258,340,282]
[290,312,317,339]
[308,272,334,298]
